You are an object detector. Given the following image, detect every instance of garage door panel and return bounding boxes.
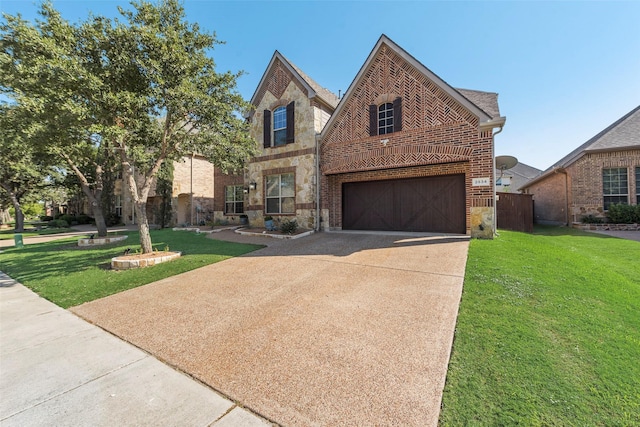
[343,175,465,233]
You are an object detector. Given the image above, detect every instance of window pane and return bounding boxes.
[266,198,280,214]
[274,129,286,146]
[281,197,295,213]
[281,173,295,197]
[225,186,234,200]
[236,202,244,214]
[273,107,286,130]
[225,202,234,214]
[266,175,280,197]
[235,186,244,200]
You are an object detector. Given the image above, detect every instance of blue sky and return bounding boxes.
[2,0,639,171]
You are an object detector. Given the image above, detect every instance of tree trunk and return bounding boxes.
[135,201,153,253]
[11,200,25,233]
[2,186,24,232]
[79,184,108,237]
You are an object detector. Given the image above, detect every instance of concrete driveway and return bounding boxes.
[72,231,470,426]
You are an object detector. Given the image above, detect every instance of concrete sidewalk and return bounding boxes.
[0,272,271,427]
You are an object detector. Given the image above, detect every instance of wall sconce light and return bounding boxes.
[249,181,257,190]
[243,187,249,194]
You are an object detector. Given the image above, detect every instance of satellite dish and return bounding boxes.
[495,155,518,171]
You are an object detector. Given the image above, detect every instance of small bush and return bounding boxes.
[581,214,604,224]
[48,219,69,228]
[607,203,640,224]
[280,218,298,234]
[75,214,92,225]
[106,213,121,227]
[40,215,54,222]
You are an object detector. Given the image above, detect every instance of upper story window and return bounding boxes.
[378,103,394,135]
[273,106,287,146]
[263,101,295,148]
[369,97,402,137]
[603,167,628,210]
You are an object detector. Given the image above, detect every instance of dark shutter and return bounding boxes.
[393,97,402,132]
[263,109,271,148]
[369,104,377,136]
[286,101,295,144]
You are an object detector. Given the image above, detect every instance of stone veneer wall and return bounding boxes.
[320,43,495,237]
[245,58,332,229]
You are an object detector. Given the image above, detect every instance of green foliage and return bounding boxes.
[581,214,604,224]
[607,203,640,224]
[280,218,298,234]
[440,226,640,426]
[1,0,256,251]
[0,229,263,308]
[22,202,44,219]
[48,219,69,228]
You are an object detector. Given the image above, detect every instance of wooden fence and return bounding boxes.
[496,192,534,233]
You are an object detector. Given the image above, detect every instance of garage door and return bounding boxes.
[342,174,466,233]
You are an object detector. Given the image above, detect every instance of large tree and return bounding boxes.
[1,0,255,251]
[0,105,52,232]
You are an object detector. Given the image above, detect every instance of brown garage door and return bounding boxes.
[342,174,466,233]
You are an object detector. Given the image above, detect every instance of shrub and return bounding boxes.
[106,213,121,227]
[40,215,54,222]
[48,219,69,228]
[280,218,298,234]
[581,214,604,224]
[607,203,640,224]
[75,214,92,225]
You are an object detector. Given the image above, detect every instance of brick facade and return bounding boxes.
[320,38,499,237]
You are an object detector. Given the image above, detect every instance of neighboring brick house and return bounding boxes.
[115,154,217,226]
[520,105,640,225]
[319,35,506,237]
[241,51,339,229]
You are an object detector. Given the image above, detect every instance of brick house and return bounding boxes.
[113,154,217,226]
[319,35,506,237]
[82,35,508,234]
[520,105,640,225]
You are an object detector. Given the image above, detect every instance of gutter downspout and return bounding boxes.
[315,133,321,232]
[492,125,504,237]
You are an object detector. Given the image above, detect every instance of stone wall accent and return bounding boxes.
[246,74,321,229]
[572,222,640,231]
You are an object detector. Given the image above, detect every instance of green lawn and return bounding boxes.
[0,227,73,239]
[0,229,263,308]
[440,226,640,426]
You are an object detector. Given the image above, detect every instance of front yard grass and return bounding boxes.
[0,227,73,239]
[440,226,640,426]
[0,229,263,308]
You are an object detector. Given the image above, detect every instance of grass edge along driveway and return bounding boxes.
[440,226,640,426]
[0,229,263,309]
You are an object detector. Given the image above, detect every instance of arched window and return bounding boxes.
[263,101,295,148]
[369,97,402,137]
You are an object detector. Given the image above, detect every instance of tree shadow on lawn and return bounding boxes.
[0,230,263,284]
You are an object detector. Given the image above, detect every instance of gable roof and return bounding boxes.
[456,88,501,120]
[249,51,339,113]
[320,34,505,138]
[520,105,640,190]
